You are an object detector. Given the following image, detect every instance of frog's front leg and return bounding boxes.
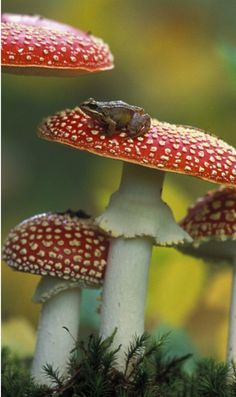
[128,113,151,137]
[103,116,117,136]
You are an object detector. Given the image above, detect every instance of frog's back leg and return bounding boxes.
[128,113,151,137]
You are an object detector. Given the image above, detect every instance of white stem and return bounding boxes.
[98,163,190,370]
[31,285,81,386]
[97,163,190,244]
[227,256,236,363]
[100,237,152,368]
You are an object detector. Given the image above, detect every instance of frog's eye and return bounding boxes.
[86,103,99,111]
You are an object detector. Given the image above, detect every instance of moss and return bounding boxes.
[2,332,236,397]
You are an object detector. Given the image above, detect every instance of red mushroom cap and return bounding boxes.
[38,107,236,186]
[179,186,236,261]
[180,186,236,242]
[1,21,114,76]
[2,210,109,288]
[1,13,84,36]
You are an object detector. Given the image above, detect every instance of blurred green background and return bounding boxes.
[2,0,236,364]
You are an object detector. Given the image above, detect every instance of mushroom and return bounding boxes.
[1,13,84,35]
[38,105,236,368]
[2,210,109,385]
[1,17,114,76]
[178,186,236,362]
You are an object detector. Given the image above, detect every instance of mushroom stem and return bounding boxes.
[98,163,189,369]
[227,256,236,363]
[31,278,81,386]
[100,237,152,367]
[97,163,188,243]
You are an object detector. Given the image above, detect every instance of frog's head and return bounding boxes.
[80,98,103,118]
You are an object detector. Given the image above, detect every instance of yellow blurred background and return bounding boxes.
[2,0,236,363]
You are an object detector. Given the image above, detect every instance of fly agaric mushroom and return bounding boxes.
[179,186,236,362]
[38,105,236,368]
[2,210,109,385]
[1,13,84,35]
[1,16,114,76]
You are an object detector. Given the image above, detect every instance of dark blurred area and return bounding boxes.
[2,0,236,362]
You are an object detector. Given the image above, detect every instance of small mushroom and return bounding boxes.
[179,186,236,362]
[1,15,114,76]
[2,210,109,385]
[38,106,236,368]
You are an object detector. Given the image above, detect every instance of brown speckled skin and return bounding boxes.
[3,211,109,288]
[38,107,236,186]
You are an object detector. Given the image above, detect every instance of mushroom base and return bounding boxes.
[100,236,152,369]
[31,286,81,386]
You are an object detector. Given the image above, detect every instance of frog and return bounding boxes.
[80,98,151,137]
